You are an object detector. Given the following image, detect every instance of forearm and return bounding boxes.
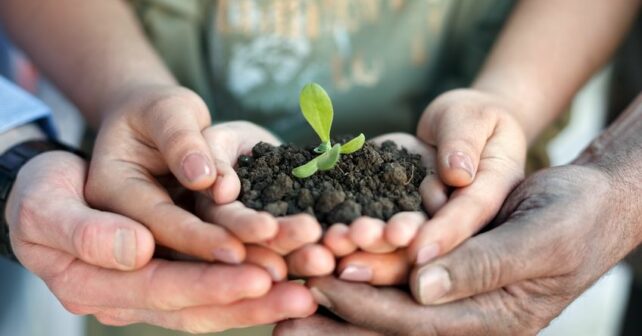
[0,0,176,127]
[574,94,642,248]
[472,0,640,143]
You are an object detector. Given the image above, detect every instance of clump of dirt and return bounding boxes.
[236,140,426,228]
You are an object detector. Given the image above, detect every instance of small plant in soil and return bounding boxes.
[236,83,427,228]
[292,83,365,178]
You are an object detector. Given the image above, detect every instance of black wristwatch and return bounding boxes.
[0,140,84,262]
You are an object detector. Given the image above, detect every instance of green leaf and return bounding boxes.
[300,83,333,143]
[340,133,365,154]
[317,144,341,170]
[292,157,319,178]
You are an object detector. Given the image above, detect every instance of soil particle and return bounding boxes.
[236,139,426,228]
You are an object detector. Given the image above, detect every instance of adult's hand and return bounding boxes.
[276,162,641,335]
[6,151,316,332]
[85,86,250,263]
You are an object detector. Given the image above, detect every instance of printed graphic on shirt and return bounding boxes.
[207,0,452,138]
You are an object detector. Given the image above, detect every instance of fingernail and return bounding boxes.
[114,228,136,269]
[339,265,373,282]
[182,152,212,182]
[416,243,440,265]
[447,152,474,178]
[213,248,242,264]
[417,266,451,304]
[310,287,332,309]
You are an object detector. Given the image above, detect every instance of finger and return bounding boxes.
[139,92,217,190]
[348,217,396,253]
[7,153,155,271]
[11,177,153,272]
[202,121,281,203]
[417,106,498,187]
[410,213,558,305]
[384,212,425,247]
[86,163,245,263]
[275,315,381,336]
[101,282,316,334]
[313,275,556,335]
[45,256,272,310]
[245,245,288,282]
[323,223,357,257]
[307,277,426,336]
[196,200,279,243]
[203,130,241,204]
[338,249,409,285]
[262,214,323,255]
[420,173,448,215]
[408,150,524,265]
[287,244,335,277]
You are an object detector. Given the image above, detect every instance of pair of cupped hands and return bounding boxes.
[8,85,618,335]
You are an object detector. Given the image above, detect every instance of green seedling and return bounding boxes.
[292,83,365,178]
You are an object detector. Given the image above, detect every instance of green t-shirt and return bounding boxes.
[131,0,513,143]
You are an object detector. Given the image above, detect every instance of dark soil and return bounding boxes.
[236,140,427,228]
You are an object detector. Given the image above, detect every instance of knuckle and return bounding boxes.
[454,240,503,293]
[72,220,100,263]
[61,302,91,316]
[162,128,201,153]
[142,89,210,127]
[144,263,182,311]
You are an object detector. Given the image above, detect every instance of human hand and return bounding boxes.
[409,88,527,266]
[320,133,446,285]
[85,86,248,263]
[322,86,529,285]
[193,121,334,278]
[275,163,639,335]
[6,151,316,332]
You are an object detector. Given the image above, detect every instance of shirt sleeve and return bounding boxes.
[0,76,56,137]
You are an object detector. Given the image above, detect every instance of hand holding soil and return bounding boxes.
[195,121,336,278]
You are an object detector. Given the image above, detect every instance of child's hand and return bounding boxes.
[193,122,335,279]
[320,133,447,266]
[325,89,527,285]
[410,89,526,265]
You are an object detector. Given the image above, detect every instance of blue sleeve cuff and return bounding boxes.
[0,76,57,138]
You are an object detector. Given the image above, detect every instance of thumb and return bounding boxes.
[409,214,555,305]
[417,106,495,187]
[144,93,216,191]
[51,202,156,271]
[202,121,282,203]
[6,152,156,271]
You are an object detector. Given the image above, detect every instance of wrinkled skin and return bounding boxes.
[275,164,639,335]
[5,151,317,333]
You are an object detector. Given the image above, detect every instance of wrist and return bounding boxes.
[0,123,46,154]
[573,95,642,246]
[471,78,545,144]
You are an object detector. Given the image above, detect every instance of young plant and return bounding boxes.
[292,83,365,178]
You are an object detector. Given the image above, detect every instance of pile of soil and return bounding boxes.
[236,140,427,228]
